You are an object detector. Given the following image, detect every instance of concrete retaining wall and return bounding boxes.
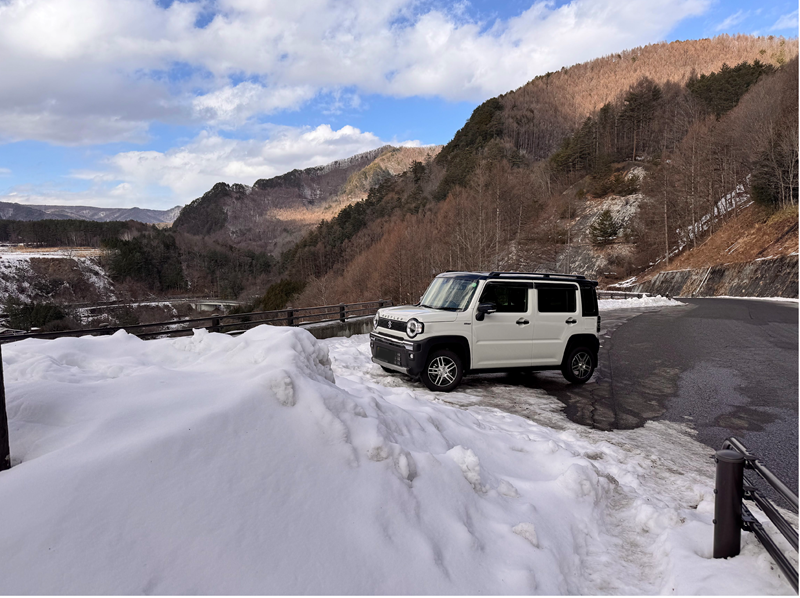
[301,316,374,340]
[634,255,798,298]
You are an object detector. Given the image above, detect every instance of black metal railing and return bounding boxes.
[597,290,645,299]
[713,437,798,591]
[0,300,392,344]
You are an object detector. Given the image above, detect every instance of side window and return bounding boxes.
[537,287,577,313]
[580,286,598,317]
[479,284,529,313]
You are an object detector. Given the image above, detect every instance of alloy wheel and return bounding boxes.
[427,356,457,387]
[571,351,592,380]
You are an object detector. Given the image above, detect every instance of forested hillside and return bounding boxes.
[8,35,795,312]
[278,35,798,308]
[0,146,442,304]
[172,145,440,255]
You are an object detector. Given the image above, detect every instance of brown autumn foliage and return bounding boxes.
[502,35,796,159]
[288,36,798,307]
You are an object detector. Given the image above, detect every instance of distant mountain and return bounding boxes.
[25,204,183,224]
[0,202,71,221]
[172,145,440,253]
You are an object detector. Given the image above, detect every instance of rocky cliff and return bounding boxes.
[633,255,798,298]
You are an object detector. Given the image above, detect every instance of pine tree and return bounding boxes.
[589,210,621,246]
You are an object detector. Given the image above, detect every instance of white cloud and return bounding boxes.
[6,124,419,208]
[0,167,11,176]
[0,0,710,145]
[771,10,798,31]
[191,82,317,127]
[715,10,749,31]
[103,124,391,198]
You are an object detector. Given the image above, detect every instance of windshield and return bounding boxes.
[420,278,479,311]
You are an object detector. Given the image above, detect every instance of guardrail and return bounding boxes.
[62,296,249,310]
[0,300,392,343]
[713,437,798,591]
[597,290,646,299]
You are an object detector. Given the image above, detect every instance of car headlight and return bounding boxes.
[373,312,380,330]
[406,318,424,338]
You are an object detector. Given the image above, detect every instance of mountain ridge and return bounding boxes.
[1,202,183,224]
[172,144,441,254]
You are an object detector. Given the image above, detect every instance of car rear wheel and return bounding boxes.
[561,347,595,384]
[420,349,463,392]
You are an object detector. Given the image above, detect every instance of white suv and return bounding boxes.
[370,271,600,392]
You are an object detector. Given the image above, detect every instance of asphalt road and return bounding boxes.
[532,298,799,495]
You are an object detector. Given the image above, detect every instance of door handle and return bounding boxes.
[565,317,577,324]
[516,318,530,326]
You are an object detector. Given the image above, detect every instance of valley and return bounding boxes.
[1,35,797,334]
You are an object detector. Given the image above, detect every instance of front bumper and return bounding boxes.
[369,331,424,376]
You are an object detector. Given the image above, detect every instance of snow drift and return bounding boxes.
[0,326,792,594]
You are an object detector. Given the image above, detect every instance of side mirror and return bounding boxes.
[475,302,497,321]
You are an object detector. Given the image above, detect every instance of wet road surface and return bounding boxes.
[463,298,799,494]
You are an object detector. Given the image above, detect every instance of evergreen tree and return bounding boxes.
[687,60,775,119]
[589,210,621,246]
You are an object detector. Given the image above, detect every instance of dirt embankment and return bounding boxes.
[664,204,798,270]
[627,204,799,298]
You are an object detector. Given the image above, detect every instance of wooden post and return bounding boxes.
[339,304,346,323]
[0,343,9,472]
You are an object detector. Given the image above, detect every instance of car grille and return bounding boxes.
[378,317,404,332]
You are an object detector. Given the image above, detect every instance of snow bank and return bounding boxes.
[599,295,685,310]
[710,296,799,304]
[0,327,792,594]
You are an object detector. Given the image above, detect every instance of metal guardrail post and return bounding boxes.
[287,309,295,327]
[0,344,9,472]
[713,449,745,558]
[339,304,346,323]
[211,317,220,333]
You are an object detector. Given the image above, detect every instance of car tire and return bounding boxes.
[561,346,595,384]
[421,349,463,392]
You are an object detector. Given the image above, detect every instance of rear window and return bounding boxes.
[580,286,599,317]
[537,287,576,313]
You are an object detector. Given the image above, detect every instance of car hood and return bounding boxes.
[379,305,460,323]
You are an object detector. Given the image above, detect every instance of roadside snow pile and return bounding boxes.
[1,327,792,594]
[711,296,799,304]
[599,295,685,310]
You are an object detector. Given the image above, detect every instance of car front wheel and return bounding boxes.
[561,347,595,384]
[421,349,463,392]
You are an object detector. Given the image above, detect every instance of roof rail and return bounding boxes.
[488,271,587,280]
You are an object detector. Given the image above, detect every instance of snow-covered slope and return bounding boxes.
[0,252,115,304]
[0,327,793,594]
[22,203,183,224]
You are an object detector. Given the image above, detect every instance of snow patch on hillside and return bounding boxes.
[0,254,115,303]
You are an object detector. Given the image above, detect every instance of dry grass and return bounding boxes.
[653,203,798,273]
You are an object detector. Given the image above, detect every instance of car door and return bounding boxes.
[471,282,534,369]
[531,283,579,365]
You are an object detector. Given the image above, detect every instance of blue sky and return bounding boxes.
[0,0,796,210]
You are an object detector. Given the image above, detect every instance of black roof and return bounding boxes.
[439,271,598,287]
